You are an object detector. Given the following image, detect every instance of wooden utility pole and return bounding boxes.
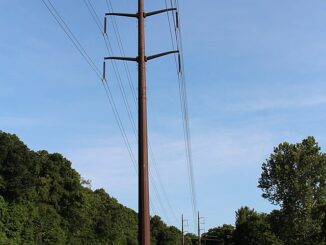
[103,2,180,244]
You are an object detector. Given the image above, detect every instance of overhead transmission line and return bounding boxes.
[39,0,163,214]
[104,0,180,223]
[41,0,196,230]
[162,0,198,229]
[84,0,177,224]
[84,0,178,224]
[118,0,197,229]
[84,0,168,220]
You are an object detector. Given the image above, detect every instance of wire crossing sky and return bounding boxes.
[40,0,196,229]
[1,0,326,232]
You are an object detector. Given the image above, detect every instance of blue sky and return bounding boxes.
[1,0,326,233]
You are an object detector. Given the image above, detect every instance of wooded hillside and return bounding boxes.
[0,131,182,244]
[1,131,325,244]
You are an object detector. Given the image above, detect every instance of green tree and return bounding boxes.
[184,233,198,245]
[0,132,36,201]
[258,137,326,244]
[0,131,183,244]
[201,224,234,245]
[151,215,181,245]
[33,204,67,244]
[0,195,11,244]
[233,207,282,245]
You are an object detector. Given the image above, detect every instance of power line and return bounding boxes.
[101,0,179,224]
[105,0,137,102]
[40,0,136,168]
[40,0,102,80]
[98,1,170,222]
[41,0,195,231]
[177,4,198,232]
[103,2,181,243]
[82,0,170,219]
[163,0,198,229]
[85,0,177,224]
[40,0,162,214]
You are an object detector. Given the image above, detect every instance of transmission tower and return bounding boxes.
[103,1,180,244]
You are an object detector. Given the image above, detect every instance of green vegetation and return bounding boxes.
[0,131,325,244]
[202,137,326,244]
[0,131,181,244]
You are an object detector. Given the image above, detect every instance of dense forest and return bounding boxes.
[0,131,185,244]
[0,131,325,244]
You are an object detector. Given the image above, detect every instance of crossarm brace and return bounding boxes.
[145,8,177,18]
[104,50,179,63]
[105,13,137,18]
[105,8,177,19]
[105,56,138,62]
[146,50,179,61]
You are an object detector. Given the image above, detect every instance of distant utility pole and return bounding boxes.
[198,212,200,244]
[103,1,180,244]
[182,214,189,245]
[197,212,205,244]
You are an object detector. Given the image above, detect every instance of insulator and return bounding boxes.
[176,12,179,29]
[104,16,107,34]
[103,61,106,80]
[178,53,182,74]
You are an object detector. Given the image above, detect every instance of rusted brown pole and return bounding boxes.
[138,0,150,244]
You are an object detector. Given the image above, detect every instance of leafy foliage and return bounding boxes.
[1,132,325,244]
[200,137,325,245]
[202,224,234,245]
[233,207,282,245]
[0,131,181,244]
[150,215,181,244]
[258,137,326,244]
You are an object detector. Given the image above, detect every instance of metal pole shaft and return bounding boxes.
[138,0,150,244]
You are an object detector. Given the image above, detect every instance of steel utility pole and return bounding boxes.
[103,1,180,244]
[137,0,150,243]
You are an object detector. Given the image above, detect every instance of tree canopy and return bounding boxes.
[0,131,181,244]
[1,132,325,244]
[258,137,326,244]
[199,137,325,245]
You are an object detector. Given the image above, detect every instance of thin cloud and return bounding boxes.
[226,94,326,112]
[0,116,45,127]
